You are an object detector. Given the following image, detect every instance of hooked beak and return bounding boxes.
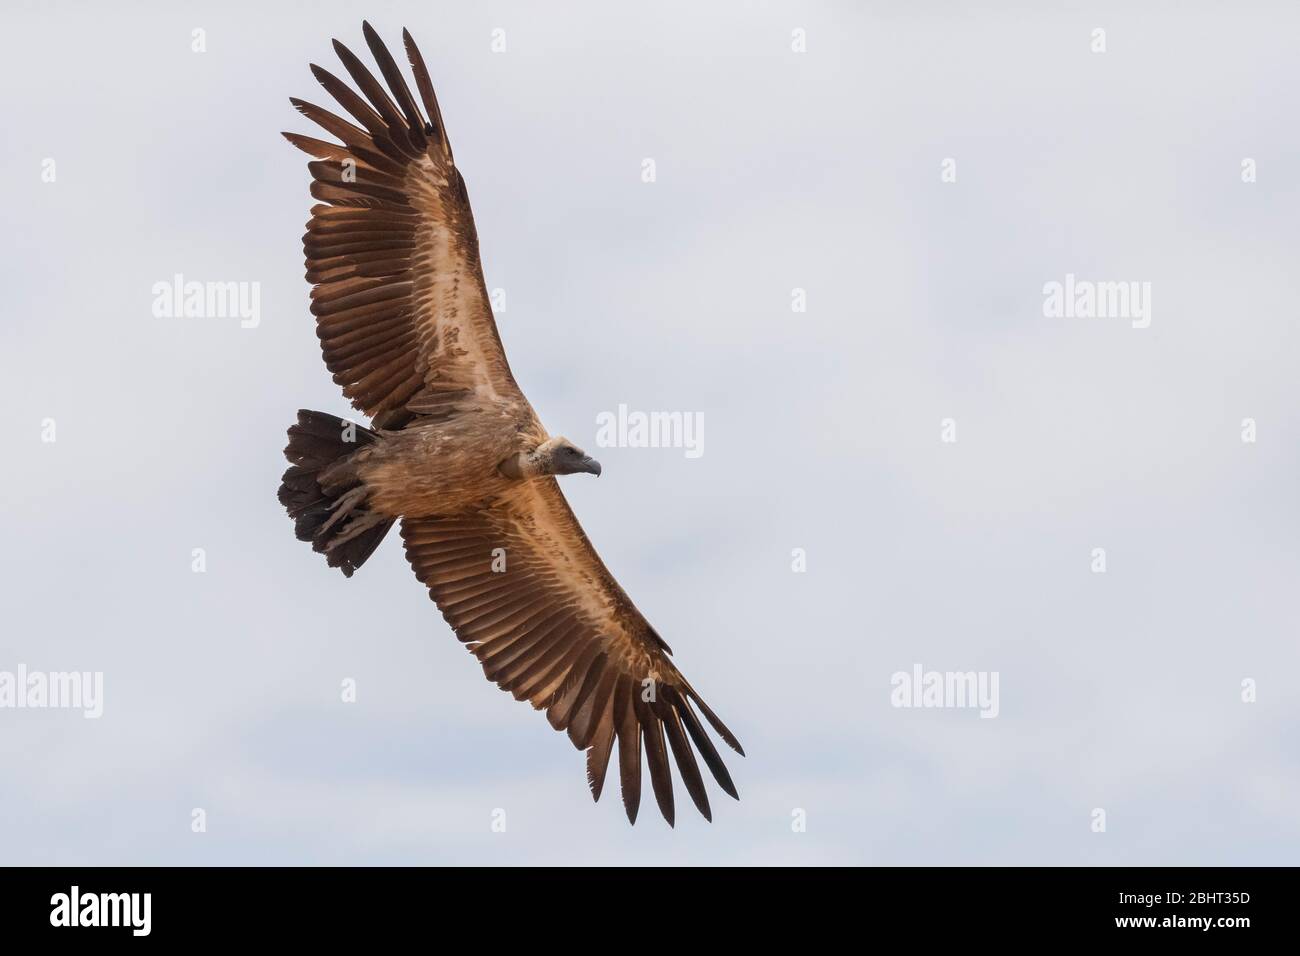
[580,456,602,477]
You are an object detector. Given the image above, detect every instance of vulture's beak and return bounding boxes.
[581,456,602,476]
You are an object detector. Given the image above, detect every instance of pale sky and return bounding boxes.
[2,0,1298,864]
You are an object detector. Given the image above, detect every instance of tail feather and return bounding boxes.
[278,410,394,576]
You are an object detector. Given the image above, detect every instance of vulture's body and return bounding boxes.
[277,22,742,825]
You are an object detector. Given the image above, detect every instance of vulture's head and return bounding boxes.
[541,437,602,477]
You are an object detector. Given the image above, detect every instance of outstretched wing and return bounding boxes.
[401,479,744,825]
[285,22,525,428]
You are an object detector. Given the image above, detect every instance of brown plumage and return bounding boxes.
[276,22,742,825]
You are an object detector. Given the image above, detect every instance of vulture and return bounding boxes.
[277,22,742,825]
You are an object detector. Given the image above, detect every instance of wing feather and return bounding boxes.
[363,22,427,135]
[613,681,642,824]
[286,25,524,428]
[659,695,711,821]
[637,694,675,828]
[400,479,741,824]
[584,697,617,802]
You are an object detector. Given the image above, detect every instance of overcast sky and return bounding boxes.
[3,0,1298,865]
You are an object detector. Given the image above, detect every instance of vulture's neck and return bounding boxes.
[498,447,550,480]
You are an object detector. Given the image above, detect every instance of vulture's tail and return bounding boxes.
[278,410,394,577]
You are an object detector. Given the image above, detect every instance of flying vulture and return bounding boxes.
[277,23,743,825]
